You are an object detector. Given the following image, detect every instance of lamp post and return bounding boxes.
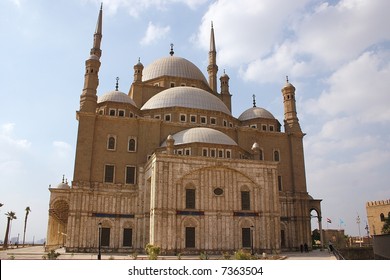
[250,225,254,255]
[98,222,102,260]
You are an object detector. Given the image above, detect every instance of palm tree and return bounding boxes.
[22,206,31,246]
[3,211,17,249]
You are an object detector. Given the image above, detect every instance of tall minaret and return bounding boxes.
[207,22,218,94]
[73,5,103,184]
[79,4,103,112]
[281,76,301,133]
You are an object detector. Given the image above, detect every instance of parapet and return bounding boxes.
[366,199,390,207]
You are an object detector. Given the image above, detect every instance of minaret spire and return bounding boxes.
[91,3,103,58]
[210,21,216,52]
[80,5,103,112]
[207,21,218,93]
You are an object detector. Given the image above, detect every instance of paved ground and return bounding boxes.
[0,246,336,260]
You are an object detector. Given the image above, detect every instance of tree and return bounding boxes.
[22,206,31,246]
[3,211,17,249]
[382,213,390,234]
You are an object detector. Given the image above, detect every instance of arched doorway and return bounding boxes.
[310,207,323,250]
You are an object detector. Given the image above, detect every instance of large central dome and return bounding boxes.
[142,56,208,83]
[141,87,231,115]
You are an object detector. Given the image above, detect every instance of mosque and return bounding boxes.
[46,6,322,254]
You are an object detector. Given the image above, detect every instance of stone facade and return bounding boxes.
[46,6,322,254]
[366,199,390,235]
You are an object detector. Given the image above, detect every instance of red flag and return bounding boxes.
[327,218,332,223]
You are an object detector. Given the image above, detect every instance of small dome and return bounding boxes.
[283,82,296,91]
[141,87,231,115]
[238,107,275,121]
[98,90,137,107]
[142,56,207,83]
[161,127,237,146]
[56,182,70,189]
[134,58,144,68]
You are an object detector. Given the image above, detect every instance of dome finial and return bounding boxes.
[170,43,174,56]
[62,174,65,184]
[252,94,256,108]
[138,57,141,63]
[115,77,119,91]
[286,75,289,83]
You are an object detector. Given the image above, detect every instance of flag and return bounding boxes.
[327,218,332,223]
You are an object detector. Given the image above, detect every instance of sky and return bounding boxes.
[0,0,389,243]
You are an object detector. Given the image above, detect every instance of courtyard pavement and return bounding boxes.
[0,245,336,260]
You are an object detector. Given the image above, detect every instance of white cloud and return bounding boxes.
[305,50,390,123]
[140,22,171,45]
[0,123,31,176]
[194,0,390,83]
[52,141,73,159]
[9,0,21,7]
[195,0,310,67]
[89,0,207,17]
[296,0,390,69]
[0,123,31,150]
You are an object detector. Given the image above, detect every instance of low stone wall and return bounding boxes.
[373,234,390,259]
[338,247,374,260]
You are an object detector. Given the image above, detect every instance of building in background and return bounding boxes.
[46,6,322,254]
[366,199,390,236]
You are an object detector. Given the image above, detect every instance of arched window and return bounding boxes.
[259,149,263,160]
[186,189,196,209]
[241,191,250,210]
[380,213,385,221]
[128,138,136,152]
[107,136,116,150]
[185,227,195,248]
[274,150,280,161]
[123,228,132,247]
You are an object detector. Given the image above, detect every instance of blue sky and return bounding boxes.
[0,0,389,242]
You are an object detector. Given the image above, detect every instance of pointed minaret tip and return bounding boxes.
[95,4,103,35]
[90,4,103,58]
[210,21,216,52]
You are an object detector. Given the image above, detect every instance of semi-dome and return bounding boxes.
[142,56,208,83]
[238,107,275,121]
[98,90,137,107]
[161,127,237,146]
[141,87,231,115]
